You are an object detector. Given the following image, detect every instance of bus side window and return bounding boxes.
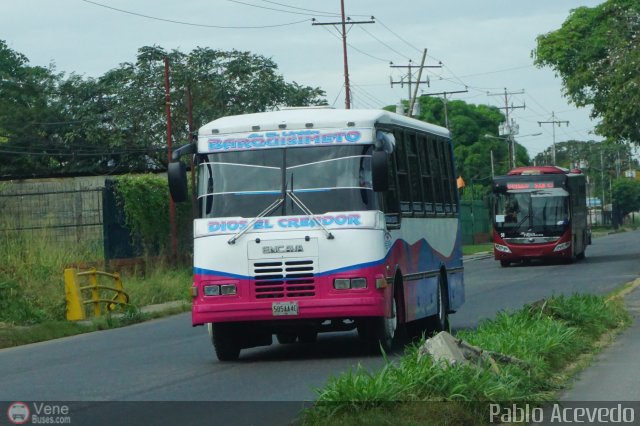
[418,134,435,214]
[395,129,412,214]
[440,138,456,215]
[380,151,400,215]
[428,136,444,214]
[407,132,425,214]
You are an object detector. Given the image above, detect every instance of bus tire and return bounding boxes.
[211,323,241,361]
[357,291,399,352]
[276,333,297,344]
[427,274,449,334]
[298,329,318,344]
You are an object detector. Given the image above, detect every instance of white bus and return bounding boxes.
[169,107,464,360]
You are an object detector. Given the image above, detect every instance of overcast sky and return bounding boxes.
[2,0,607,158]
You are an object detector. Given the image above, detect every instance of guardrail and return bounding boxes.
[64,268,129,321]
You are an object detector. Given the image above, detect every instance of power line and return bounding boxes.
[456,64,535,79]
[357,25,412,61]
[0,148,165,157]
[227,0,335,17]
[259,1,366,17]
[375,18,422,55]
[79,0,311,29]
[319,26,389,62]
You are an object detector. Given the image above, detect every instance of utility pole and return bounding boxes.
[421,89,468,129]
[488,88,525,169]
[390,54,441,116]
[538,111,569,165]
[408,49,428,116]
[312,3,374,109]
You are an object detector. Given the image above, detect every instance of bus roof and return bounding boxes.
[507,166,583,176]
[199,107,450,138]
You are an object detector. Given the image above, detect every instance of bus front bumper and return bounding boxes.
[192,296,387,326]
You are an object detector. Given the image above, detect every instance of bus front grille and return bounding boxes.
[253,260,316,299]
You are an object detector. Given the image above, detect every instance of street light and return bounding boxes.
[484,132,542,169]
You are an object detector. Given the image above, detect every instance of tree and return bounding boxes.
[0,42,327,177]
[386,96,529,196]
[533,139,638,208]
[0,40,65,177]
[611,178,640,224]
[533,0,640,145]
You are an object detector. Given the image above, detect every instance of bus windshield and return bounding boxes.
[197,145,375,218]
[494,188,569,232]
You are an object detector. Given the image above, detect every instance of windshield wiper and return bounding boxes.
[227,198,283,245]
[286,190,334,239]
[512,214,531,234]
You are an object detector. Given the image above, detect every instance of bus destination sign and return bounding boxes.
[506,182,555,190]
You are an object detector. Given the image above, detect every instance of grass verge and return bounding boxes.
[0,227,192,348]
[462,243,493,256]
[0,302,190,349]
[302,293,631,426]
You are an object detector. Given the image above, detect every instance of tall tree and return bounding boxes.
[388,96,526,195]
[0,43,327,177]
[0,40,65,177]
[611,178,640,219]
[533,0,640,145]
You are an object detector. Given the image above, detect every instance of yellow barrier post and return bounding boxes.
[108,272,127,311]
[65,268,130,320]
[87,268,101,317]
[64,268,85,321]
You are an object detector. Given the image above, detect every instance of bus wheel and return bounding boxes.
[276,333,297,344]
[428,275,449,333]
[298,329,318,344]
[211,323,240,361]
[500,260,510,267]
[357,295,398,352]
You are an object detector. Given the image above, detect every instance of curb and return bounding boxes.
[463,252,493,261]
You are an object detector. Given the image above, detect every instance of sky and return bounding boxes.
[1,0,608,159]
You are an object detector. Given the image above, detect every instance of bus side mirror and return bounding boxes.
[168,161,188,203]
[372,150,389,192]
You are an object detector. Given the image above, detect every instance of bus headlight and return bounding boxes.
[220,284,237,295]
[351,278,367,289]
[203,285,220,296]
[554,241,571,252]
[333,279,351,290]
[203,284,237,296]
[494,243,512,253]
[333,278,367,289]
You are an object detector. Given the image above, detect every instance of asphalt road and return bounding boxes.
[0,230,638,423]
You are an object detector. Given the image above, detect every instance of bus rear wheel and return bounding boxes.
[211,323,241,361]
[427,275,449,333]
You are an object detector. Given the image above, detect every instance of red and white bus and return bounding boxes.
[492,166,591,267]
[169,108,464,360]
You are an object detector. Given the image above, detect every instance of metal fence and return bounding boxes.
[460,200,491,245]
[1,177,494,260]
[0,177,105,248]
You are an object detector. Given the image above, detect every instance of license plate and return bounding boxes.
[272,301,298,316]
